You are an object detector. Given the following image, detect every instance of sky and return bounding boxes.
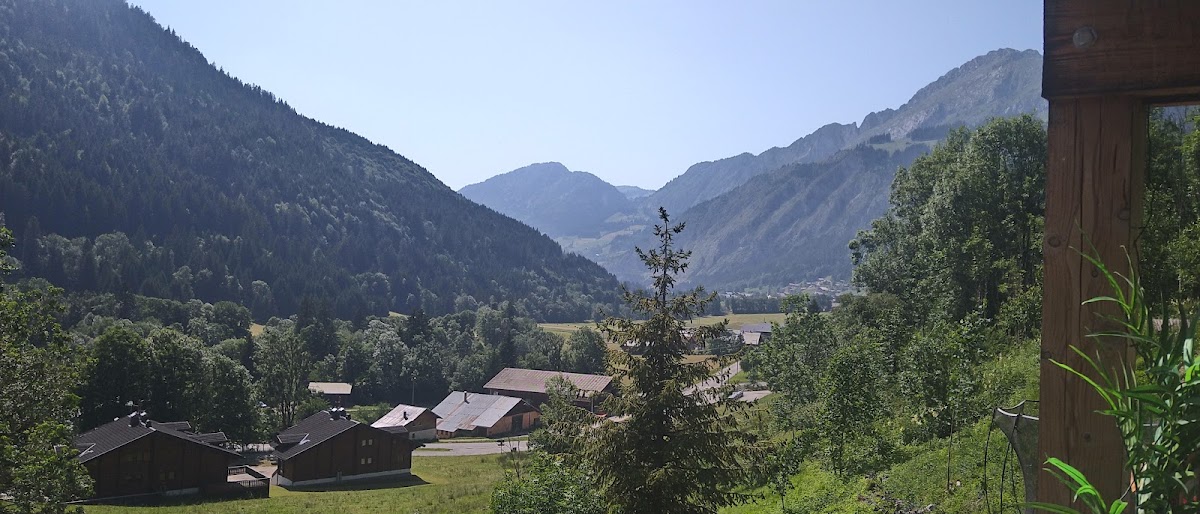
[128,1,1042,190]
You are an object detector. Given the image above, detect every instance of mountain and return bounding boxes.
[644,49,1046,215]
[459,163,634,238]
[0,0,619,322]
[645,122,859,215]
[581,49,1047,289]
[615,185,654,200]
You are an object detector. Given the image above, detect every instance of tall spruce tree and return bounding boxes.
[586,208,762,513]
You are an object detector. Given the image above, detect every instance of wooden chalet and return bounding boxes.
[432,391,540,439]
[483,367,614,411]
[371,404,441,442]
[272,408,415,487]
[74,411,266,501]
[1038,0,1200,507]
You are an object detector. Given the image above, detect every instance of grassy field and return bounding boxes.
[538,321,596,338]
[85,455,504,514]
[539,312,787,339]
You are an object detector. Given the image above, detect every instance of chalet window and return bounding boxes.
[359,457,374,465]
[361,438,374,446]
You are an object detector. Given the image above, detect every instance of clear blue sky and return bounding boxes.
[129,1,1042,190]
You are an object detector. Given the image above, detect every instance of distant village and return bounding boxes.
[71,344,772,503]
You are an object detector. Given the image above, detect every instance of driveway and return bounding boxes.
[414,440,529,456]
[684,360,742,398]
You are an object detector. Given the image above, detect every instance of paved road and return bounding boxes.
[414,440,529,456]
[684,360,742,398]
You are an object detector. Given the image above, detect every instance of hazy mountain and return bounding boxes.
[584,49,1047,289]
[643,49,1046,216]
[0,0,619,321]
[645,122,859,215]
[459,162,635,238]
[616,185,655,200]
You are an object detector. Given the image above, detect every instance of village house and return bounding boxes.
[74,411,267,501]
[483,367,614,411]
[432,391,540,439]
[738,322,772,346]
[307,381,353,406]
[272,408,415,487]
[371,404,440,442]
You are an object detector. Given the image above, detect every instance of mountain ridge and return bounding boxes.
[459,162,635,238]
[464,48,1048,291]
[0,0,619,321]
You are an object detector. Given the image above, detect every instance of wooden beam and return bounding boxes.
[1038,96,1145,506]
[1044,0,1200,100]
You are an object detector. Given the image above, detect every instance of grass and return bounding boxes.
[687,313,786,328]
[538,321,595,338]
[248,323,264,337]
[85,454,504,514]
[539,313,787,339]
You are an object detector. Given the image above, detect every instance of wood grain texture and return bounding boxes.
[1038,97,1145,506]
[1044,0,1200,100]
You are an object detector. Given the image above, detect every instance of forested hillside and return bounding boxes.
[725,109,1200,512]
[0,0,619,321]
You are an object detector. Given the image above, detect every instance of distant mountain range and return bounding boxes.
[462,49,1048,290]
[0,0,620,321]
[459,163,634,238]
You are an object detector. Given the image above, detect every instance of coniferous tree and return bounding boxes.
[586,208,762,513]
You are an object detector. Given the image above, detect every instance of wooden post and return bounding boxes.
[1038,1,1200,506]
[1038,96,1145,505]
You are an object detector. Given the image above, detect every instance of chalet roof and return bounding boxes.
[483,368,613,396]
[432,392,532,433]
[273,410,365,461]
[74,412,239,464]
[308,382,353,395]
[193,432,228,444]
[372,404,437,434]
[740,322,773,333]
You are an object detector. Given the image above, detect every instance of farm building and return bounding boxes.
[272,408,415,487]
[307,381,353,406]
[738,323,772,346]
[371,404,440,442]
[432,391,540,439]
[483,367,614,410]
[74,411,266,501]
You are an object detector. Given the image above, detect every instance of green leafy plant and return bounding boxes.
[1030,249,1200,512]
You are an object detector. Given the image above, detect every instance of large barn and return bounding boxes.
[272,408,416,487]
[483,367,614,411]
[432,391,540,439]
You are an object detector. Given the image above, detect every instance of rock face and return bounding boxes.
[459,162,635,238]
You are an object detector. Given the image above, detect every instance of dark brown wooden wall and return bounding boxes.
[281,424,412,483]
[84,432,231,498]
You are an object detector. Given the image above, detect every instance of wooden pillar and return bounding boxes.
[1038,95,1145,505]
